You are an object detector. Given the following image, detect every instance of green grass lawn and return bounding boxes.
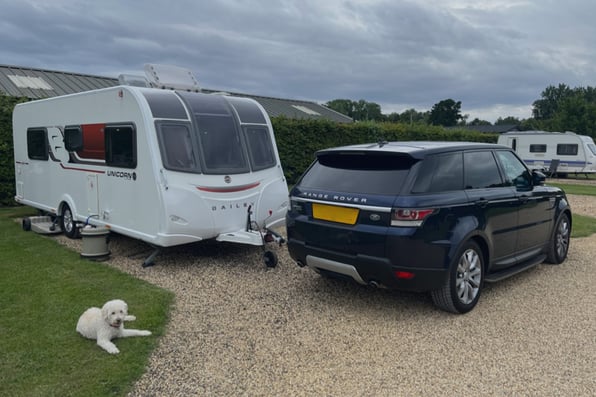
[0,206,174,397]
[1,178,595,396]
[569,213,596,237]
[548,182,596,196]
[546,182,596,236]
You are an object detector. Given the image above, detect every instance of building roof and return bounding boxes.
[461,124,520,134]
[0,64,353,123]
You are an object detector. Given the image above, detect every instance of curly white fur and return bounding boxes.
[76,299,151,354]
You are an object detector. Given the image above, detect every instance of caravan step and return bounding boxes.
[25,216,63,235]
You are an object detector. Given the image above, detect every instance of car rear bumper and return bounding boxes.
[288,239,448,292]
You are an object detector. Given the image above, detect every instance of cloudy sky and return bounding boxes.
[2,0,596,122]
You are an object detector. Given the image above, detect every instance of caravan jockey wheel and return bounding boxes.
[263,250,278,268]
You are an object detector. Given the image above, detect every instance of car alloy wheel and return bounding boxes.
[455,248,482,305]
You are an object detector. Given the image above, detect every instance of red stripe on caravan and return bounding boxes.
[196,182,260,193]
[60,163,105,174]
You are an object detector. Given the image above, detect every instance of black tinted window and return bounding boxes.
[27,128,48,160]
[196,114,248,173]
[157,123,198,172]
[228,97,267,124]
[105,125,136,168]
[244,126,276,171]
[557,144,578,155]
[530,144,547,153]
[412,152,463,193]
[464,151,503,189]
[300,153,416,195]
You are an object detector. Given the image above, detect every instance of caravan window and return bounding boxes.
[105,125,136,168]
[65,124,106,161]
[196,114,248,174]
[27,128,48,161]
[157,123,198,172]
[529,144,547,153]
[244,126,276,171]
[557,144,578,156]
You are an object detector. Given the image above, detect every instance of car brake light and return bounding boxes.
[391,208,434,227]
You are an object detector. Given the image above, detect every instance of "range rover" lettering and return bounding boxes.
[299,191,367,204]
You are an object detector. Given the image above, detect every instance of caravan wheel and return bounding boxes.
[61,204,80,239]
[263,250,278,268]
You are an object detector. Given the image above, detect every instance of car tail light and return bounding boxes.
[290,199,305,214]
[391,208,434,227]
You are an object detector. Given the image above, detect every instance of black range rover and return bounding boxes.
[286,141,571,313]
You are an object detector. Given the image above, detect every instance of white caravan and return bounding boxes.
[497,130,596,176]
[13,65,289,266]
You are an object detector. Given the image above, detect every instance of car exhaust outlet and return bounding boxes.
[369,280,380,288]
[296,260,306,268]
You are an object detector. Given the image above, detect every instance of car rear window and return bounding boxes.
[299,152,417,195]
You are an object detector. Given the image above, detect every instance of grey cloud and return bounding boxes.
[2,0,596,121]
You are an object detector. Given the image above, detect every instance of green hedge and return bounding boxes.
[0,96,26,206]
[271,117,498,184]
[0,100,497,205]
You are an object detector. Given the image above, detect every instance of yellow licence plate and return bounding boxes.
[312,203,359,225]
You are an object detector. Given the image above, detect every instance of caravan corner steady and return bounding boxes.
[497,130,596,177]
[13,64,289,267]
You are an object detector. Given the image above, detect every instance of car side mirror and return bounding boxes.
[532,170,546,186]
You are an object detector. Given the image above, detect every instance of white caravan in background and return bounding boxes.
[13,64,288,266]
[497,130,596,176]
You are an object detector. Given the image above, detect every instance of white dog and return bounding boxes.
[76,299,151,354]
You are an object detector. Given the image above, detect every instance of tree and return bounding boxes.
[532,84,573,120]
[325,99,354,118]
[495,116,520,125]
[400,108,429,124]
[385,112,400,123]
[468,118,492,126]
[428,99,462,127]
[528,84,596,138]
[325,98,385,121]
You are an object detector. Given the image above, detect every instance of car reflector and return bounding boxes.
[394,270,415,280]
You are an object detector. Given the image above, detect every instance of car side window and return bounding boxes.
[495,150,531,189]
[412,152,463,193]
[464,151,503,189]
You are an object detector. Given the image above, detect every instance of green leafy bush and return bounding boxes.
[271,117,498,184]
[0,96,26,206]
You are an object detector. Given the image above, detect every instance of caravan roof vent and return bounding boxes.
[118,74,149,87]
[144,64,200,92]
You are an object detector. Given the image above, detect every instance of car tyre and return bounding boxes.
[545,213,570,264]
[61,203,80,239]
[431,241,484,314]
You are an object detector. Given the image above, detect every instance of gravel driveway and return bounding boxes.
[56,194,596,396]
